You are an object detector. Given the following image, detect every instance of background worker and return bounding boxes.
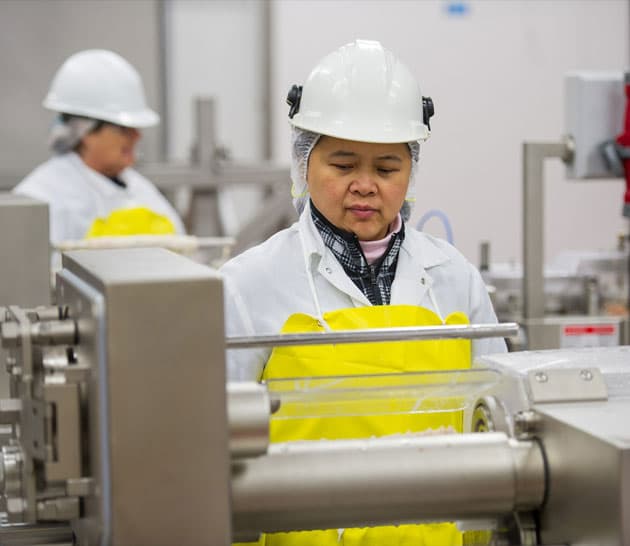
[13,49,185,246]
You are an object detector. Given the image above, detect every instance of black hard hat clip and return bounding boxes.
[287,85,303,119]
[422,96,434,131]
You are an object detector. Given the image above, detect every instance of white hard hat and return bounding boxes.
[287,40,433,143]
[43,49,159,128]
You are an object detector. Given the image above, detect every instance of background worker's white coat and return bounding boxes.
[13,152,185,245]
[221,201,506,382]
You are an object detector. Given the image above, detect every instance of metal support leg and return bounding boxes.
[522,139,573,321]
[191,98,224,235]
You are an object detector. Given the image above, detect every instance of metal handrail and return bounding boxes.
[226,322,519,349]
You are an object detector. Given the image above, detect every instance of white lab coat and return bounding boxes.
[13,152,185,245]
[220,201,506,381]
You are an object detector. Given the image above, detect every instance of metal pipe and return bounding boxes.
[479,240,490,272]
[195,97,217,171]
[227,322,519,350]
[0,522,73,545]
[26,307,63,322]
[193,97,224,236]
[522,139,573,320]
[30,320,77,346]
[227,383,270,458]
[231,432,545,535]
[156,0,170,161]
[140,162,290,191]
[54,235,234,253]
[260,0,272,160]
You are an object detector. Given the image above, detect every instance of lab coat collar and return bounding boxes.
[298,202,453,307]
[298,201,372,306]
[402,228,451,269]
[390,226,451,306]
[297,200,323,259]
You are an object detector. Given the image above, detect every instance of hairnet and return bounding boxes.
[290,127,421,221]
[48,115,98,154]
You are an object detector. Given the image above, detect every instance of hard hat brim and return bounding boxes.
[290,114,429,144]
[43,99,160,128]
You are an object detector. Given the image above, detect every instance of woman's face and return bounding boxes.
[79,123,141,177]
[307,136,412,241]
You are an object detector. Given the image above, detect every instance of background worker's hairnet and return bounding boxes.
[290,127,421,221]
[48,114,98,154]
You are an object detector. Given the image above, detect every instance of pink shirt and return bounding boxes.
[358,214,403,265]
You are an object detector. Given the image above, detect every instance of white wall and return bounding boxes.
[166,0,264,162]
[271,0,629,265]
[1,1,626,260]
[167,0,271,235]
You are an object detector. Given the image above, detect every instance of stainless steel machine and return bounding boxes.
[0,194,51,402]
[0,247,627,545]
[483,72,630,350]
[0,248,231,545]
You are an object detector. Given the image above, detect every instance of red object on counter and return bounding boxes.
[617,73,630,217]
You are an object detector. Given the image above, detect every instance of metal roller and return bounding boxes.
[231,432,545,536]
[227,382,270,458]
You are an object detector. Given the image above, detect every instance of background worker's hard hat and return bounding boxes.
[287,39,432,143]
[43,49,159,128]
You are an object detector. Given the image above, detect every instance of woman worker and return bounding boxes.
[13,49,184,247]
[221,40,506,545]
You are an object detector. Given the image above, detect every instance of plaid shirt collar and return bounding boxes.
[310,201,405,305]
